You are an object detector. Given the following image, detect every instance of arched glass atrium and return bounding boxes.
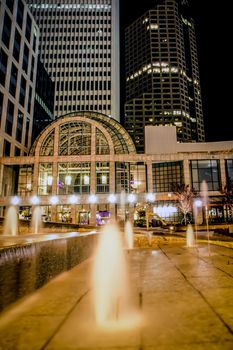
[0,112,233,226]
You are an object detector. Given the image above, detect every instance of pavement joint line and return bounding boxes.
[40,289,90,350]
[158,244,233,337]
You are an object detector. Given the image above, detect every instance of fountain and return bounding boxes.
[3,206,18,236]
[124,220,134,249]
[201,180,211,254]
[186,224,195,247]
[92,223,140,330]
[31,206,42,234]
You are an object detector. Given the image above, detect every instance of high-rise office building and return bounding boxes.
[0,0,39,157]
[27,0,120,121]
[124,0,205,153]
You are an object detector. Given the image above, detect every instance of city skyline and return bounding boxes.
[121,0,231,142]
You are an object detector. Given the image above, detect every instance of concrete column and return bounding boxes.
[71,204,76,224]
[90,162,96,194]
[109,161,115,193]
[89,204,97,226]
[183,159,191,186]
[147,160,153,193]
[109,203,116,222]
[0,164,4,197]
[32,158,39,195]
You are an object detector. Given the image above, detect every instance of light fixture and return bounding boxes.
[10,196,21,206]
[101,175,107,184]
[107,194,117,204]
[30,195,40,205]
[146,193,156,202]
[49,196,59,205]
[84,175,90,185]
[65,175,72,186]
[68,195,78,204]
[89,194,97,204]
[47,175,53,186]
[194,199,202,208]
[127,193,137,203]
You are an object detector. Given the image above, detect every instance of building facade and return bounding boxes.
[0,0,39,157]
[0,112,232,226]
[32,60,55,141]
[124,0,205,153]
[26,0,120,121]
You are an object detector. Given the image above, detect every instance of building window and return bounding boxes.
[58,162,91,195]
[3,139,11,156]
[152,161,183,193]
[5,100,14,136]
[22,44,29,74]
[96,162,109,193]
[0,48,8,87]
[57,205,71,223]
[19,76,27,107]
[24,117,30,147]
[14,146,21,156]
[59,121,91,155]
[2,12,12,49]
[16,111,23,143]
[130,163,147,193]
[13,29,21,62]
[16,0,24,28]
[17,165,33,196]
[40,130,54,156]
[96,128,110,154]
[226,160,233,183]
[25,13,32,43]
[38,163,53,195]
[6,0,14,13]
[115,162,130,193]
[0,92,3,126]
[9,63,18,97]
[190,160,220,191]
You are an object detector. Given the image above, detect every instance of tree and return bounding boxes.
[221,179,233,222]
[172,184,197,225]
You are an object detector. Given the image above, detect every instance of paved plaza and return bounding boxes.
[0,242,233,350]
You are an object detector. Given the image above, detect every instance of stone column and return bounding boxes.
[220,158,227,189]
[183,159,191,185]
[147,160,153,193]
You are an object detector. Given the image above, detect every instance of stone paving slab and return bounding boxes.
[0,243,233,349]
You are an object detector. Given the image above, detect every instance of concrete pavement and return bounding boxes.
[0,242,233,349]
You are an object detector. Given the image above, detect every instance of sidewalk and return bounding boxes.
[0,243,233,349]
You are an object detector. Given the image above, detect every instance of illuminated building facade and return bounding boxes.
[124,0,205,153]
[0,0,39,156]
[26,0,120,121]
[0,112,232,226]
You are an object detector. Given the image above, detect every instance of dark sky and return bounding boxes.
[120,0,232,142]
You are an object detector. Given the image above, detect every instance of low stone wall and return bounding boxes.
[0,234,97,312]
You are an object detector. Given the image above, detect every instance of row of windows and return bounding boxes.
[14,160,233,197]
[55,95,111,101]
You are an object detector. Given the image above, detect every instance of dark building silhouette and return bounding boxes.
[124,0,205,153]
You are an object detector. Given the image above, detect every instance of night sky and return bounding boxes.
[120,0,231,142]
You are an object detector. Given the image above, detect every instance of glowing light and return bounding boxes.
[10,196,21,206]
[89,194,97,204]
[146,193,156,202]
[194,199,202,208]
[101,175,107,184]
[65,175,72,186]
[127,194,137,204]
[68,195,79,204]
[49,196,59,205]
[30,195,40,205]
[108,194,117,204]
[84,175,90,185]
[153,205,177,218]
[47,175,53,186]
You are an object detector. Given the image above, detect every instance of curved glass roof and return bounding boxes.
[30,111,136,156]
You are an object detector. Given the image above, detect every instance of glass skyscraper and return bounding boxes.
[124,0,205,153]
[27,0,120,121]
